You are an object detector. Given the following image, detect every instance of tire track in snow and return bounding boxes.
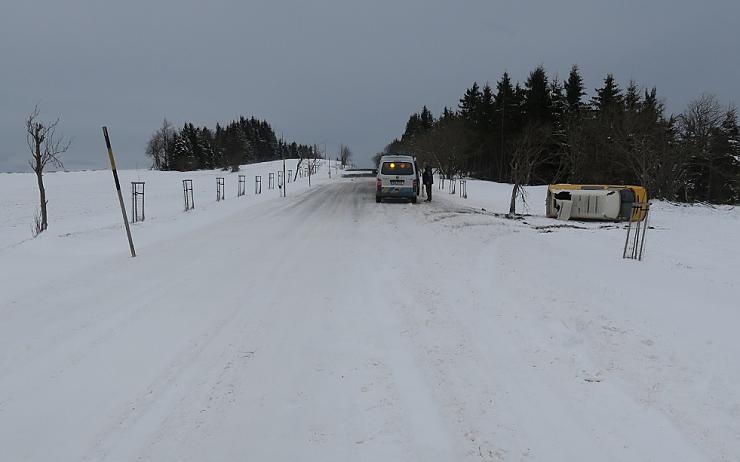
[82,185,331,461]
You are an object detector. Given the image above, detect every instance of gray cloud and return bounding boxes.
[1,0,738,171]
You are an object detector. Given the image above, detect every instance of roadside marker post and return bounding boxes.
[102,127,136,258]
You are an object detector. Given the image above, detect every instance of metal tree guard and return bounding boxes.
[216,177,225,201]
[182,179,194,211]
[459,179,467,199]
[131,182,145,222]
[238,175,246,197]
[623,203,651,261]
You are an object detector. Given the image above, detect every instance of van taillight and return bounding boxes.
[376,179,382,189]
[412,179,418,189]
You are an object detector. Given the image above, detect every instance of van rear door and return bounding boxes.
[380,161,415,188]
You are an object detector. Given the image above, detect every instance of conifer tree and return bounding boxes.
[171,132,190,171]
[459,82,483,129]
[524,65,552,123]
[492,73,521,182]
[181,123,201,170]
[549,77,567,129]
[624,80,642,113]
[708,107,740,202]
[403,113,423,139]
[495,73,517,118]
[420,106,435,131]
[564,65,585,113]
[592,74,623,112]
[480,84,496,130]
[198,127,215,169]
[642,87,660,116]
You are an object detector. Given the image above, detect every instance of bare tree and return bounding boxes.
[26,105,71,234]
[612,100,678,198]
[371,152,383,167]
[307,144,320,173]
[679,94,724,144]
[509,123,554,215]
[293,144,319,182]
[678,94,726,201]
[339,144,352,167]
[648,116,686,200]
[145,118,175,170]
[405,116,471,179]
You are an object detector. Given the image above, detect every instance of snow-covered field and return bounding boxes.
[1,160,313,251]
[1,162,738,461]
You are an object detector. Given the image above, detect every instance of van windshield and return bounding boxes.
[381,162,414,175]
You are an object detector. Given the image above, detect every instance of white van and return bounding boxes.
[376,155,419,203]
[546,184,647,221]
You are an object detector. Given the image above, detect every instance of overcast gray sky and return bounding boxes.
[1,0,738,172]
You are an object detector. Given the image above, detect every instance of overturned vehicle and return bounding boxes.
[546,184,648,222]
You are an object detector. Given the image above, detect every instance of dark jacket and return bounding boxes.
[422,169,433,185]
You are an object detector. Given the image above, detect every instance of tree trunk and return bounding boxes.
[294,158,304,182]
[509,183,518,215]
[36,169,48,232]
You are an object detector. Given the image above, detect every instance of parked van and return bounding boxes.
[546,184,648,222]
[376,155,419,203]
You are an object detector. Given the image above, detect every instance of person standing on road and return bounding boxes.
[422,165,434,202]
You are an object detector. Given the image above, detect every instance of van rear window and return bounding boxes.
[381,162,414,175]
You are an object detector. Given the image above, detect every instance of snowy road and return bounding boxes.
[1,176,738,461]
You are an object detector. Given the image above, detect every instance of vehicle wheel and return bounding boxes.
[410,196,417,204]
[376,196,382,203]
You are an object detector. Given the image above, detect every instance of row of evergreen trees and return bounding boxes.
[387,65,740,204]
[146,116,316,172]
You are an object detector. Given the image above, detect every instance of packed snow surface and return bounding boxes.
[1,161,738,461]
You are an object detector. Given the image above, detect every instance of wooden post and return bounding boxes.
[102,127,136,257]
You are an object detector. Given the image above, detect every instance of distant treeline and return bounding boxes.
[146,116,317,172]
[384,65,739,204]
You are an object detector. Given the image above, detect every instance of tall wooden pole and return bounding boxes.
[325,143,330,178]
[308,145,312,187]
[102,126,136,257]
